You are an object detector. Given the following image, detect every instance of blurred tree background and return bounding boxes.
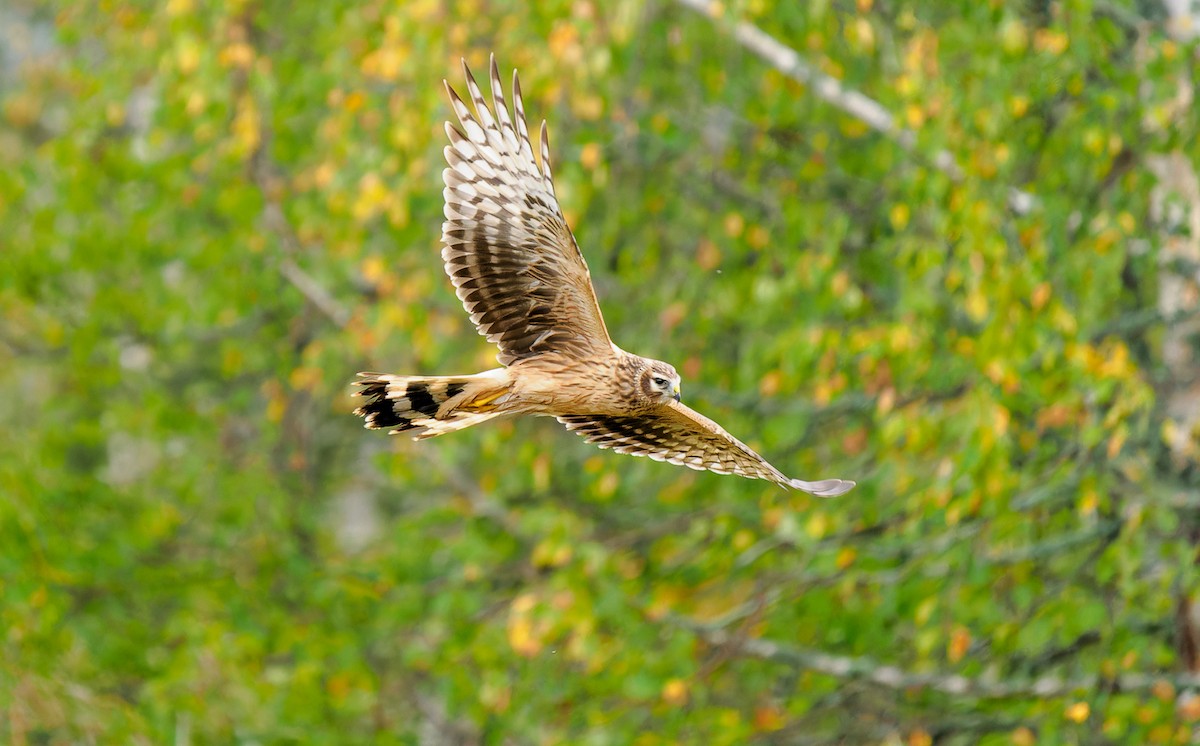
[3,0,1200,743]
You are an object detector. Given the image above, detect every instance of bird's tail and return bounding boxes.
[353,368,512,439]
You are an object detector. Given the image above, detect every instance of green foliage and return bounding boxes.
[3,0,1199,743]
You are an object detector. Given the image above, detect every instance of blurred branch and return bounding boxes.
[253,170,353,328]
[1022,630,1103,672]
[266,206,353,329]
[675,0,1037,214]
[1095,0,1155,29]
[681,621,1200,699]
[987,520,1121,565]
[247,92,352,329]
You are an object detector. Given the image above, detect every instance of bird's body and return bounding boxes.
[354,56,855,497]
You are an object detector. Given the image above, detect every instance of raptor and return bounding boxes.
[354,56,854,497]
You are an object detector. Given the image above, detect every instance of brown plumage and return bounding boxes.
[353,55,855,497]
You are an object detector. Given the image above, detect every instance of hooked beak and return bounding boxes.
[672,382,682,402]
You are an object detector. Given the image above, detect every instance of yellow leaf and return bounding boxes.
[904,102,925,128]
[1106,430,1126,459]
[876,387,896,415]
[993,404,1010,437]
[831,270,850,297]
[759,370,782,397]
[352,172,391,222]
[1031,282,1051,311]
[105,101,125,127]
[362,44,407,82]
[507,615,540,657]
[747,225,769,249]
[1035,29,1069,55]
[531,453,550,492]
[1098,341,1131,378]
[166,0,194,16]
[947,625,970,663]
[548,21,581,61]
[532,539,572,569]
[846,17,875,53]
[835,547,856,570]
[659,301,687,332]
[753,704,786,732]
[723,212,744,238]
[360,255,387,284]
[265,383,286,423]
[1151,679,1175,702]
[185,91,207,117]
[219,42,254,70]
[915,596,937,626]
[289,365,321,391]
[839,118,868,138]
[231,95,261,155]
[480,679,511,713]
[1052,306,1078,334]
[579,142,602,170]
[999,19,1029,54]
[696,239,721,270]
[661,678,688,706]
[176,36,202,75]
[909,728,932,746]
[965,290,989,322]
[804,512,827,540]
[43,318,64,347]
[596,471,619,499]
[326,672,352,702]
[344,91,366,112]
[222,347,244,377]
[1065,701,1090,723]
[573,94,603,120]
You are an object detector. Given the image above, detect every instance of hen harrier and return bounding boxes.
[354,56,855,497]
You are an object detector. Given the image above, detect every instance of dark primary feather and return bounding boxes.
[558,402,856,497]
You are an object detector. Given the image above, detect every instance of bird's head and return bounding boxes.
[639,359,682,405]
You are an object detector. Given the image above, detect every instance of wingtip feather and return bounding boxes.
[789,478,856,497]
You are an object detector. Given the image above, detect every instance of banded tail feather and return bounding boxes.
[353,369,511,439]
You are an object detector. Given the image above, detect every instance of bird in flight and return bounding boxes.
[354,55,854,497]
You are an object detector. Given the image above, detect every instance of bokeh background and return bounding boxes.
[4,0,1200,743]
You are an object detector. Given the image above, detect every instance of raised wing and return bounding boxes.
[441,55,613,366]
[557,402,855,497]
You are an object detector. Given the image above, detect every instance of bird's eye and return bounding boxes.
[652,376,668,388]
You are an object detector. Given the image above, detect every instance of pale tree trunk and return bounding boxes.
[1150,0,1200,470]
[1152,2,1200,727]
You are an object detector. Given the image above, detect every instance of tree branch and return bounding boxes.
[248,93,353,329]
[264,205,353,329]
[680,621,1200,699]
[675,0,1036,214]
